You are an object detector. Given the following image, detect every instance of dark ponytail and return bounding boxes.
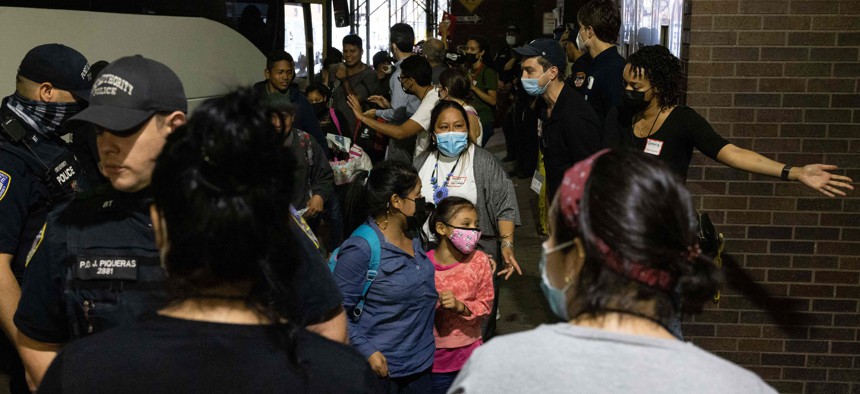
[552,150,722,325]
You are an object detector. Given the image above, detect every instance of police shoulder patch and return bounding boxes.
[0,170,10,202]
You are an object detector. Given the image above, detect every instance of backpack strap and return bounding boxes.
[330,108,343,136]
[329,223,381,319]
[350,224,380,318]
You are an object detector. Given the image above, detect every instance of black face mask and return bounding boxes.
[405,197,430,237]
[312,102,328,117]
[622,88,652,113]
[463,53,478,64]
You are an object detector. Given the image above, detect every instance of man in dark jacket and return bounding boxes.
[253,50,326,149]
[514,39,602,200]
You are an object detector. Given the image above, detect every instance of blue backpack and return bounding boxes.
[328,223,381,318]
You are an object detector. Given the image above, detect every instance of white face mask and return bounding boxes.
[505,35,516,46]
[577,30,589,52]
[380,64,393,74]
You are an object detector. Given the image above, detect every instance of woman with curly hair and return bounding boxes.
[605,45,852,197]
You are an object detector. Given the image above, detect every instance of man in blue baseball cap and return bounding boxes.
[514,38,602,200]
[0,43,95,393]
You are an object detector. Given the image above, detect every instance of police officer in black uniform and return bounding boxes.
[0,43,94,394]
[13,55,187,388]
[15,56,349,390]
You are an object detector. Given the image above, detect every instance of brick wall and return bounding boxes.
[682,1,860,393]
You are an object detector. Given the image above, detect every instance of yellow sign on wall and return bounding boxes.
[459,0,484,13]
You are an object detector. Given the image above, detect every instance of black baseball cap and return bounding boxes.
[18,44,93,101]
[372,51,395,68]
[69,55,187,134]
[513,38,566,69]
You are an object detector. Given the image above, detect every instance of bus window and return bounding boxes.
[227,2,274,53]
[310,3,324,76]
[284,4,310,77]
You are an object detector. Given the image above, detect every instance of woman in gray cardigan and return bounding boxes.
[414,101,521,337]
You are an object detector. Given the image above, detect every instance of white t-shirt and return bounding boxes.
[419,144,478,243]
[410,89,440,159]
[418,144,478,206]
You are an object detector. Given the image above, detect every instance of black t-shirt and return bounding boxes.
[584,47,626,124]
[536,83,603,199]
[603,105,731,182]
[38,314,376,394]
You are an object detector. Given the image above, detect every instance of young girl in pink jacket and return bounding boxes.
[426,196,495,394]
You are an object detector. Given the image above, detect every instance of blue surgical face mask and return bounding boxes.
[539,240,576,321]
[436,131,469,157]
[522,70,549,96]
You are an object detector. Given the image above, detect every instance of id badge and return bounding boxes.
[644,138,664,156]
[531,170,544,194]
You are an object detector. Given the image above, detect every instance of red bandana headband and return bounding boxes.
[557,149,677,291]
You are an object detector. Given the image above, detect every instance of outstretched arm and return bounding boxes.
[347,95,424,139]
[716,144,854,197]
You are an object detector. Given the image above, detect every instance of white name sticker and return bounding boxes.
[644,139,664,156]
[447,176,467,188]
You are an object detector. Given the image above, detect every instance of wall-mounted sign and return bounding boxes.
[453,14,482,23]
[459,0,484,13]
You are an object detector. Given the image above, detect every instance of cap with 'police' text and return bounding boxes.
[69,55,187,133]
[18,44,92,101]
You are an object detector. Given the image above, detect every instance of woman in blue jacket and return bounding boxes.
[334,160,437,393]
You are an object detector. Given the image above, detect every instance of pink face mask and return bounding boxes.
[446,224,482,255]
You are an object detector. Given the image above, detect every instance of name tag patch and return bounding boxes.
[644,139,664,156]
[75,255,139,280]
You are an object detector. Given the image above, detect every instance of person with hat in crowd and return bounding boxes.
[513,38,601,201]
[36,88,376,394]
[0,43,95,393]
[253,50,325,148]
[265,93,335,239]
[14,56,348,389]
